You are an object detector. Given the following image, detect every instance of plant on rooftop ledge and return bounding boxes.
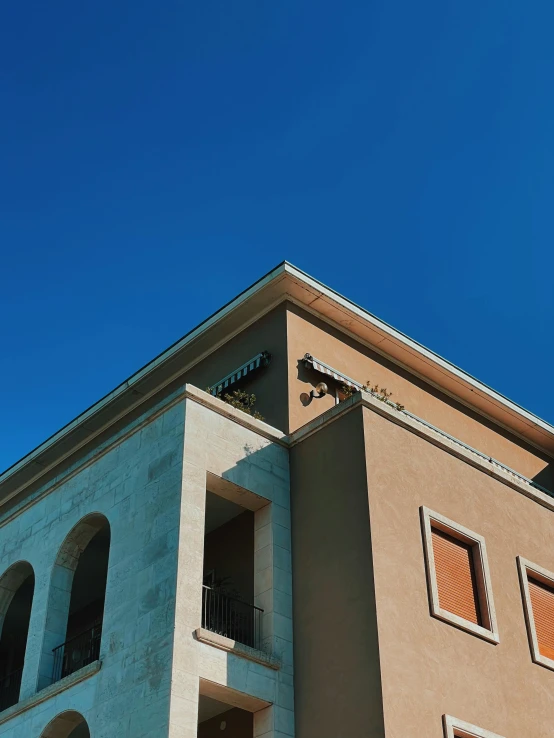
[362,381,405,411]
[340,384,355,400]
[340,382,405,411]
[221,389,264,421]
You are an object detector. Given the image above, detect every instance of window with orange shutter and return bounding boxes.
[518,557,554,670]
[421,507,499,643]
[431,527,482,626]
[528,576,554,661]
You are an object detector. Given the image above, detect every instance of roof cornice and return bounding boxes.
[1,261,552,504]
[281,263,554,454]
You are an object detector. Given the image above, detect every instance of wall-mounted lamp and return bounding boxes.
[300,381,329,407]
[311,382,328,400]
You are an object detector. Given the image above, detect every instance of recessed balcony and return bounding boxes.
[202,490,266,654]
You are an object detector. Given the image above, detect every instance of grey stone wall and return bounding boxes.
[0,397,186,738]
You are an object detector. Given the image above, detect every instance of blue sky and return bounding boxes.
[1,1,553,472]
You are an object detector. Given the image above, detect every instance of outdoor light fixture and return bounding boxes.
[300,381,329,407]
[311,382,328,399]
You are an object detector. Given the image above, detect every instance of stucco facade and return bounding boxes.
[1,263,554,737]
[364,402,554,738]
[289,392,554,738]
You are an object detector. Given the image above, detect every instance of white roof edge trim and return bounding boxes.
[1,259,553,490]
[283,263,554,437]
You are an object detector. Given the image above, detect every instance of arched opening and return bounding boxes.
[0,561,35,711]
[40,710,90,738]
[40,513,110,688]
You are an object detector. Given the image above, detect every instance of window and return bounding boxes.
[517,556,554,671]
[443,714,505,738]
[420,507,499,643]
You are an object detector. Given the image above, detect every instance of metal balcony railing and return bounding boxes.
[52,622,102,684]
[0,667,23,712]
[202,585,263,651]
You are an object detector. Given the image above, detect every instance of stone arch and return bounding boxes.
[0,560,35,709]
[0,560,34,628]
[38,513,111,690]
[40,710,90,738]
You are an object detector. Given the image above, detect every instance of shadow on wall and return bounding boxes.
[533,464,554,496]
[295,359,339,409]
[68,724,90,738]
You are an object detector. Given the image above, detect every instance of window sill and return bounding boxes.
[431,607,500,644]
[530,652,554,673]
[195,628,280,670]
[0,661,101,726]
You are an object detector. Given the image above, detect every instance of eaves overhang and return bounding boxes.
[282,263,554,455]
[1,260,553,506]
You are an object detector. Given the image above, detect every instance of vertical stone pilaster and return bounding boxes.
[168,405,208,738]
[254,705,275,738]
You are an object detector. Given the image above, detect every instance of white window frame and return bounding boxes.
[420,507,499,644]
[517,555,554,672]
[443,714,505,738]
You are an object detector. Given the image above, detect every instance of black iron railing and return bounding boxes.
[202,585,263,650]
[52,622,102,684]
[0,667,23,712]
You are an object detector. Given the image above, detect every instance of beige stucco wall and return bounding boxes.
[286,302,553,490]
[363,405,554,738]
[290,408,385,738]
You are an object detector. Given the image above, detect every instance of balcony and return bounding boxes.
[201,585,263,651]
[203,490,262,652]
[52,622,102,683]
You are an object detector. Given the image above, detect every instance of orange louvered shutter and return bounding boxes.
[431,527,482,625]
[528,577,554,660]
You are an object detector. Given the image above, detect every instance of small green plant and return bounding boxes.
[222,389,264,420]
[340,380,405,411]
[361,380,405,411]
